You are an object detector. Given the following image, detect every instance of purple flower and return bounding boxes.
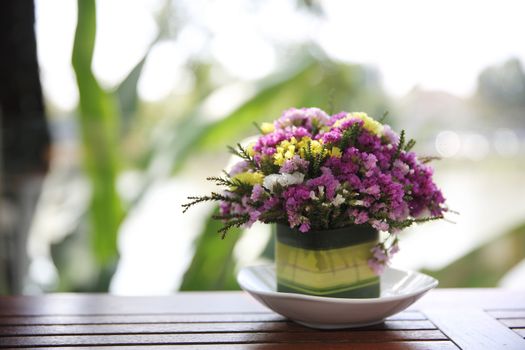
[321,130,342,144]
[246,210,261,227]
[293,126,311,139]
[366,184,380,197]
[339,118,363,130]
[363,154,378,170]
[197,107,447,276]
[253,129,291,156]
[299,221,311,233]
[275,108,308,128]
[261,197,280,212]
[352,210,369,224]
[283,185,311,228]
[250,184,265,202]
[372,246,387,261]
[306,167,340,200]
[263,148,276,156]
[371,220,389,232]
[274,107,329,129]
[328,111,348,125]
[304,108,330,128]
[229,161,249,176]
[280,155,309,174]
[389,243,400,256]
[382,124,399,144]
[219,201,231,216]
[368,258,386,275]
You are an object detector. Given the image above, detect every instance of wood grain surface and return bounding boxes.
[0,289,524,349]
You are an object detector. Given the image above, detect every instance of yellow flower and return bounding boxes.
[351,112,383,136]
[246,143,255,157]
[274,138,298,165]
[330,146,342,158]
[296,137,328,158]
[309,140,324,155]
[261,122,275,134]
[274,136,330,165]
[274,152,285,166]
[296,136,312,151]
[333,112,384,137]
[231,172,264,188]
[284,145,295,159]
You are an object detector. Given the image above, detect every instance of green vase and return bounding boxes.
[275,223,380,298]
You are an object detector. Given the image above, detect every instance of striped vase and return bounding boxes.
[275,223,380,298]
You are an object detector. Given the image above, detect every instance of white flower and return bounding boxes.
[352,199,365,207]
[263,172,304,192]
[331,194,345,207]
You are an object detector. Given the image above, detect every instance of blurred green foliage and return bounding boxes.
[423,222,525,287]
[180,206,242,290]
[53,0,525,293]
[71,0,123,272]
[171,59,389,174]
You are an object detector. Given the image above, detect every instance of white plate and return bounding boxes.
[237,265,438,329]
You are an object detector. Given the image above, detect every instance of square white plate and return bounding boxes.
[237,265,438,329]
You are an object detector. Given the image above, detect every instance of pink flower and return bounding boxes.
[371,246,388,262]
[372,220,389,232]
[352,210,369,225]
[366,185,380,197]
[250,184,265,202]
[389,243,400,255]
[246,210,261,227]
[382,124,399,144]
[368,258,385,275]
[299,221,311,233]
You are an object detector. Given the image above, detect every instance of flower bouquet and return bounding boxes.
[183,108,447,298]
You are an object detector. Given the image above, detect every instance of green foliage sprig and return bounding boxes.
[339,122,361,151]
[211,213,250,239]
[182,192,240,214]
[227,143,257,168]
[390,129,405,168]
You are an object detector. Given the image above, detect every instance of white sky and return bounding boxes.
[35,0,525,109]
[319,0,525,97]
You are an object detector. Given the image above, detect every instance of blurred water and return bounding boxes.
[393,158,525,271]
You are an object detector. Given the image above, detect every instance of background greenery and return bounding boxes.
[18,0,525,293]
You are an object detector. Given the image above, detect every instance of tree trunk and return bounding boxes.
[0,0,50,294]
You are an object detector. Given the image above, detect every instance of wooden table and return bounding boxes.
[0,289,524,349]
